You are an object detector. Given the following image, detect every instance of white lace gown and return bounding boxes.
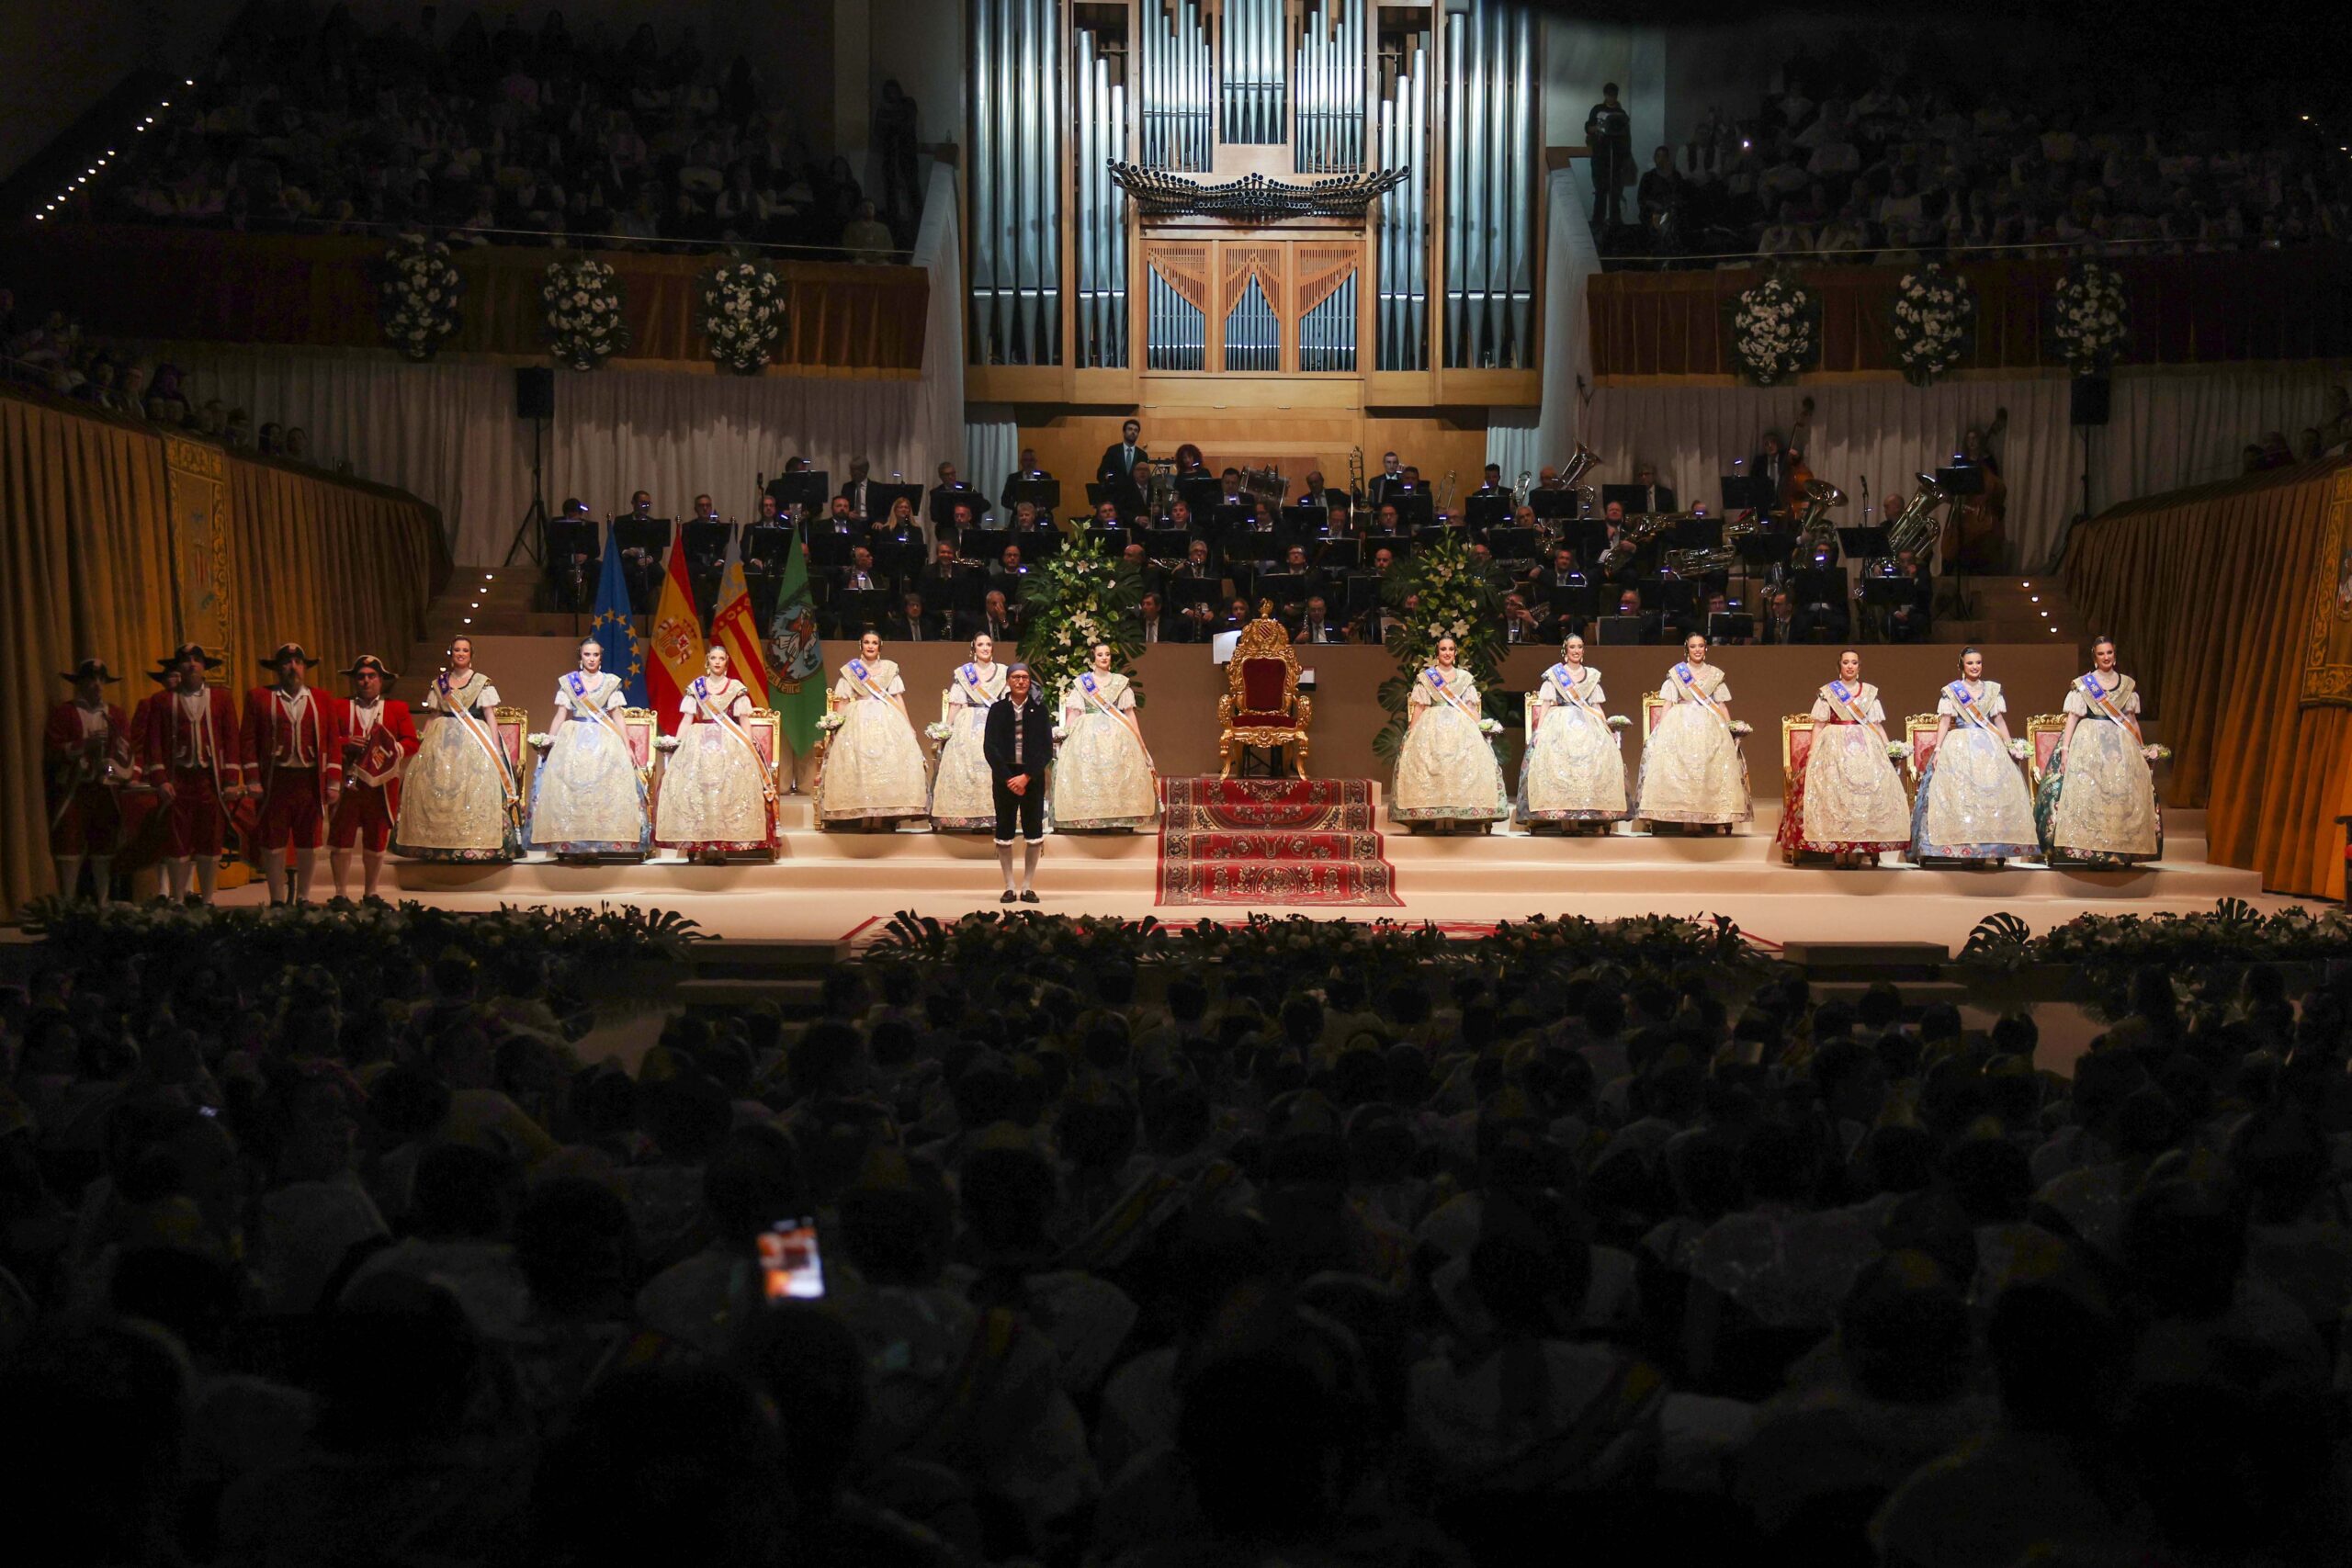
[817,658,931,822]
[1789,682,1911,852]
[1635,663,1751,827]
[392,671,515,861]
[1052,671,1159,829]
[526,671,650,857]
[1913,679,2037,860]
[929,660,1008,831]
[2044,672,2159,862]
[654,677,774,853]
[1393,668,1509,822]
[1519,663,1629,823]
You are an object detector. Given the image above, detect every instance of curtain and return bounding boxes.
[9,227,929,372]
[2063,457,2352,899]
[0,389,447,914]
[1492,165,1600,479]
[180,350,950,564]
[1572,364,2350,572]
[910,164,968,494]
[965,405,1020,503]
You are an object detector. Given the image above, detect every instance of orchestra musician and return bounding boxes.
[1000,447,1048,508]
[839,457,875,521]
[1296,594,1349,644]
[1750,397,1815,518]
[1096,419,1148,487]
[1136,591,1191,645]
[1943,413,2009,573]
[1632,461,1677,515]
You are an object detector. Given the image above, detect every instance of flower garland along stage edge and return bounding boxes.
[2051,258,2132,375]
[379,233,463,360]
[1890,261,1976,385]
[698,257,787,375]
[1726,272,1818,387]
[1014,534,1145,713]
[544,255,631,371]
[1374,531,1505,761]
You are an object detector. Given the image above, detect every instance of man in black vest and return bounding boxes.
[985,663,1054,902]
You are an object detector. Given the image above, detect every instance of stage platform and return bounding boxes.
[378,791,2289,953]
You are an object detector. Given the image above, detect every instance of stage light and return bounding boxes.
[2030,596,2039,603]
[462,617,472,625]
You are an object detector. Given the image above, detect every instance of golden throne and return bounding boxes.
[1217,611,1311,778]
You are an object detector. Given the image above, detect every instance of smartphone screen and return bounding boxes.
[758,1218,825,1301]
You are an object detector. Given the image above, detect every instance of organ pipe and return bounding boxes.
[1294,0,1364,173]
[1377,39,1428,371]
[1442,0,1533,370]
[969,0,1060,365]
[1301,272,1355,372]
[1148,270,1204,369]
[1222,0,1283,145]
[1074,29,1129,369]
[1143,0,1210,171]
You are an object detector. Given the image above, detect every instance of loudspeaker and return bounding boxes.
[514,367,555,422]
[2070,374,2111,428]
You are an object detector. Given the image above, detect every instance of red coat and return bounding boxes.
[242,685,345,801]
[44,700,130,804]
[134,684,244,789]
[338,697,421,815]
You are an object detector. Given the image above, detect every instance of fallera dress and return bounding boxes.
[1393,666,1509,823]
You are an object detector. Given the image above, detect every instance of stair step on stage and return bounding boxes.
[1157,777,1401,906]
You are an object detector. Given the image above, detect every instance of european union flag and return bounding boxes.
[590,528,650,707]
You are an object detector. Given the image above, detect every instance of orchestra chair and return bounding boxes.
[494,705,530,790]
[621,706,659,811]
[1779,714,1816,864]
[1217,610,1312,778]
[2025,715,2067,792]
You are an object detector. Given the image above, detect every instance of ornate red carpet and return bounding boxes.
[1157,777,1402,906]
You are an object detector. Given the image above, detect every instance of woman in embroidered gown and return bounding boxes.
[1635,633,1750,832]
[1780,649,1911,868]
[655,646,775,860]
[390,636,518,863]
[1518,634,1629,829]
[526,640,651,858]
[2038,636,2161,865]
[1911,645,2038,864]
[929,634,1007,832]
[1052,643,1159,830]
[817,631,930,829]
[1393,636,1509,829]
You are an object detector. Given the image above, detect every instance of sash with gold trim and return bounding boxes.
[690,677,776,804]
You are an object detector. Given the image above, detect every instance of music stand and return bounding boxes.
[833,589,888,636]
[1014,526,1062,563]
[868,483,923,529]
[1792,566,1850,635]
[1544,581,1597,623]
[1342,574,1383,625]
[1146,527,1195,562]
[1936,464,1986,615]
[1528,490,1579,523]
[1087,525,1133,556]
[1005,477,1061,513]
[1360,532,1411,561]
[1486,526,1538,561]
[544,517,599,604]
[1465,493,1512,534]
[1281,503,1327,537]
[1837,525,1893,564]
[1637,578,1698,617]
[1600,484,1646,513]
[1721,475,1772,515]
[1391,492,1436,530]
[1208,502,1252,538]
[1316,538,1361,571]
[929,483,989,530]
[1178,476,1224,519]
[768,472,831,515]
[1708,611,1755,644]
[1595,615,1645,646]
[1225,529,1287,566]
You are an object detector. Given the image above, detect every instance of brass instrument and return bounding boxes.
[1240,463,1287,513]
[1514,470,1533,502]
[1557,444,1599,493]
[1436,468,1459,518]
[1795,478,1846,560]
[1145,459,1177,520]
[1348,446,1365,506]
[1883,472,1949,561]
[1601,512,1679,572]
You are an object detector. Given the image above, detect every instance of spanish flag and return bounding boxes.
[709,530,772,708]
[646,536,706,735]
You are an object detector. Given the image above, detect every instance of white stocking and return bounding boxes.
[331,849,356,899]
[995,841,1017,892]
[164,856,194,901]
[1022,840,1043,892]
[52,856,83,901]
[195,855,220,902]
[261,848,288,904]
[293,848,319,904]
[361,849,384,899]
[87,857,112,906]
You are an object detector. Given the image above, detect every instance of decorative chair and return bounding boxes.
[2025,714,2067,791]
[1777,714,1817,863]
[620,705,659,809]
[1903,714,1942,786]
[493,705,529,787]
[1218,612,1311,778]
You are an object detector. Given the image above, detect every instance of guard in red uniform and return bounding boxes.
[329,654,420,900]
[45,659,130,902]
[133,642,244,903]
[243,643,343,906]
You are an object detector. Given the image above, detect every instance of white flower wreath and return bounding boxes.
[1891,262,1975,384]
[1728,274,1817,387]
[2051,259,2131,373]
[697,256,787,375]
[379,234,462,361]
[543,256,630,372]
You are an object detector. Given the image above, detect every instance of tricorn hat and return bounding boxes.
[259,642,315,671]
[340,653,399,686]
[59,659,120,684]
[149,642,223,682]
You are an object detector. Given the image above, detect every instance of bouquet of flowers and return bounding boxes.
[1478,717,1504,737]
[2008,737,2032,760]
[379,233,462,360]
[697,257,787,375]
[924,720,953,741]
[815,711,846,733]
[654,735,681,752]
[1727,273,1817,386]
[526,731,553,750]
[1891,262,1975,385]
[2144,744,2173,762]
[1607,714,1632,729]
[1728,719,1754,737]
[543,255,629,371]
[1887,739,1911,759]
[2051,259,2131,373]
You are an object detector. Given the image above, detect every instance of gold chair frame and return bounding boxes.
[1217,615,1312,778]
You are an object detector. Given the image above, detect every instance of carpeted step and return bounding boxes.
[1157,777,1401,906]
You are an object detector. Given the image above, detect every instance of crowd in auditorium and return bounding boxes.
[1596,32,2352,265]
[53,6,922,262]
[1,912,2347,1565]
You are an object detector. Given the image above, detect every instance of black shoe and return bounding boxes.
[1020,889,1040,904]
[1001,889,1017,904]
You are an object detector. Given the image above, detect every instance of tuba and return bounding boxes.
[1795,477,1846,559]
[1240,463,1287,512]
[1883,472,1950,561]
[1558,444,1599,493]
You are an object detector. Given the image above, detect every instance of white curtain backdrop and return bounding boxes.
[1574,364,2350,571]
[181,166,968,564]
[1490,165,1597,481]
[965,404,1020,501]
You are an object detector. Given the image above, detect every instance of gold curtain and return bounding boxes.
[2062,456,2352,899]
[0,389,448,914]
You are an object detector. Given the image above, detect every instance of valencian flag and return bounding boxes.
[709,529,772,705]
[588,530,650,708]
[646,535,707,735]
[764,535,825,757]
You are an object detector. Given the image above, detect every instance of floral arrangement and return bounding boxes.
[2050,259,2131,374]
[1726,272,1818,386]
[1607,714,1632,729]
[2007,737,2031,760]
[654,735,681,752]
[1374,532,1504,760]
[1016,535,1144,713]
[815,711,846,732]
[1728,719,1753,737]
[697,257,787,374]
[378,233,463,360]
[526,731,554,750]
[867,908,1766,975]
[1891,262,1975,384]
[1959,899,2351,976]
[543,255,630,371]
[924,720,954,742]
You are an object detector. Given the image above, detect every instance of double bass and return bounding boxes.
[1941,409,2008,572]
